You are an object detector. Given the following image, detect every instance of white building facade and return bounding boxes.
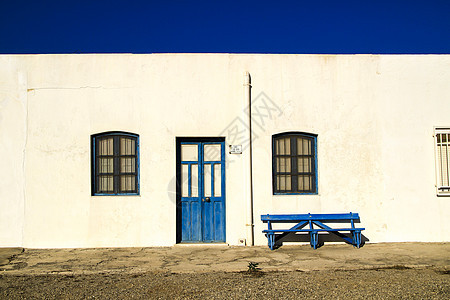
[0,54,449,248]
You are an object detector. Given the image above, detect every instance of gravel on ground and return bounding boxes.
[1,268,449,299]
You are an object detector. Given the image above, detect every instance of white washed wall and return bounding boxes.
[0,54,448,248]
[0,56,27,246]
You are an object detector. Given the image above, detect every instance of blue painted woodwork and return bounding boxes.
[91,131,140,196]
[272,132,318,195]
[261,213,365,250]
[180,141,226,243]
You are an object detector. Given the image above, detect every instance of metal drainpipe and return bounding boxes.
[244,71,254,246]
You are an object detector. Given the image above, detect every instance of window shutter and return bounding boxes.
[435,128,450,196]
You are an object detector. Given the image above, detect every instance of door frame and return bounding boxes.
[175,137,226,243]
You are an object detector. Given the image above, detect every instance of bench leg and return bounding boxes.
[268,233,275,250]
[356,230,361,248]
[351,230,362,248]
[352,230,356,247]
[310,231,318,249]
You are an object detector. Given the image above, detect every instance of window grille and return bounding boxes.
[91,132,139,195]
[272,132,318,194]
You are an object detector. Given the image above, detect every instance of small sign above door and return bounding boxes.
[229,145,242,154]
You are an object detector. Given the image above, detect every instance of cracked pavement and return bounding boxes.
[0,243,449,276]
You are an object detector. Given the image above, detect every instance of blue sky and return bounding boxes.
[0,0,449,54]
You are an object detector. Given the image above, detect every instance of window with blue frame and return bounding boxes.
[91,132,139,195]
[272,132,317,194]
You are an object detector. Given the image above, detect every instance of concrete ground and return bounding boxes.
[0,243,449,275]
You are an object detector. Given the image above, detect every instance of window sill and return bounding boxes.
[273,192,318,195]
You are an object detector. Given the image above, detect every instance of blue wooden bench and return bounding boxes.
[261,213,365,250]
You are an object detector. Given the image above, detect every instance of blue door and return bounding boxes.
[177,139,226,243]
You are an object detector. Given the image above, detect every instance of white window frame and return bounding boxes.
[434,127,450,196]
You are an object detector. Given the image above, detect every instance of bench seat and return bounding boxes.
[263,228,365,233]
